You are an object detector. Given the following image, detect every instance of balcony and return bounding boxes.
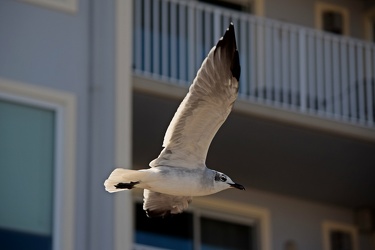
[133,0,375,128]
[131,0,375,214]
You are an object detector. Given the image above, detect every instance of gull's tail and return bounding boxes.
[104,168,145,193]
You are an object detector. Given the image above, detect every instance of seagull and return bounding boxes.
[104,23,244,218]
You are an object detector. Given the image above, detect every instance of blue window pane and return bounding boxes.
[0,100,55,250]
[136,231,193,250]
[135,203,194,250]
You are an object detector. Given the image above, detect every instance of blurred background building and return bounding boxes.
[0,0,375,250]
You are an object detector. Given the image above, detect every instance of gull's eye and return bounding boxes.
[220,175,227,182]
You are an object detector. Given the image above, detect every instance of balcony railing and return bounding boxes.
[133,0,375,127]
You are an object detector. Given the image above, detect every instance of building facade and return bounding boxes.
[0,0,374,250]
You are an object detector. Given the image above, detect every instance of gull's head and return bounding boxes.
[213,171,245,191]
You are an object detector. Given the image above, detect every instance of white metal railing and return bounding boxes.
[133,0,375,127]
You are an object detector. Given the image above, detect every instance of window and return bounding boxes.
[364,9,375,42]
[0,78,76,250]
[134,199,265,250]
[330,230,353,250]
[322,11,344,35]
[0,100,55,250]
[322,221,359,250]
[135,203,194,250]
[315,2,349,36]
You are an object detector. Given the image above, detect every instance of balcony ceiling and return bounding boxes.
[133,91,375,209]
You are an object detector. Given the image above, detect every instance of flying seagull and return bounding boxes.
[104,23,244,218]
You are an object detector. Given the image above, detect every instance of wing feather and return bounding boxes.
[150,23,240,169]
[143,189,192,218]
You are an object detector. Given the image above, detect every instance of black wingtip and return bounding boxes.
[215,23,241,82]
[114,181,139,189]
[145,209,171,218]
[232,50,241,82]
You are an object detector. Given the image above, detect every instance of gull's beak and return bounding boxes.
[230,183,245,190]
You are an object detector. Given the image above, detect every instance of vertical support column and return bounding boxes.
[115,1,133,250]
[89,0,121,249]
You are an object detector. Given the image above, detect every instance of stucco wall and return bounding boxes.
[0,1,117,250]
[213,188,356,250]
[265,0,365,39]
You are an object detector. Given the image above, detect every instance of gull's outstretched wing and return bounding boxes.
[150,23,240,169]
[143,189,192,218]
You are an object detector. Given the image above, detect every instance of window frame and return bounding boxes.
[364,8,375,42]
[193,197,271,250]
[322,221,359,250]
[193,207,258,250]
[0,77,76,250]
[133,192,272,250]
[17,0,77,14]
[315,2,350,36]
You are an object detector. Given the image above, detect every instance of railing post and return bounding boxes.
[144,0,151,74]
[357,43,365,124]
[299,29,307,112]
[365,44,374,125]
[348,41,357,122]
[214,9,221,41]
[257,19,265,100]
[161,0,169,78]
[340,40,349,120]
[134,0,142,72]
[153,0,160,76]
[179,3,187,83]
[264,21,272,103]
[188,1,195,82]
[170,1,178,80]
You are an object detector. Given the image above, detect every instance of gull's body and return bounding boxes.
[129,167,217,196]
[104,23,244,218]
